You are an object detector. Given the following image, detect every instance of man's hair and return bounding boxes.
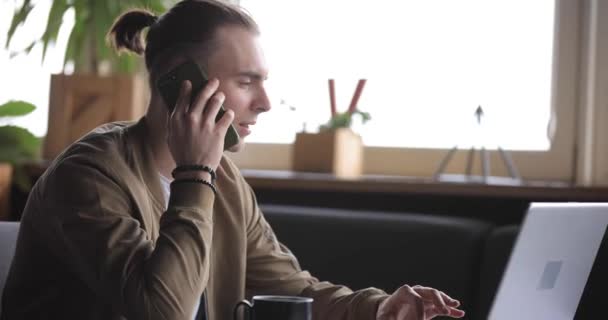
[106,0,259,75]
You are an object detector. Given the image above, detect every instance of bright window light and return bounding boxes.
[0,0,74,138]
[241,0,556,150]
[1,1,555,151]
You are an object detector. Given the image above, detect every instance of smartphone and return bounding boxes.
[156,60,240,150]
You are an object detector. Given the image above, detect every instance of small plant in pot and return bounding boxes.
[319,79,371,132]
[292,79,371,178]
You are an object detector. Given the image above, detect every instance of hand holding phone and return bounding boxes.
[156,60,238,171]
[157,60,240,150]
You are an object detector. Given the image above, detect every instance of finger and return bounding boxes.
[450,309,466,318]
[448,308,466,318]
[202,91,225,127]
[173,80,191,117]
[426,304,466,319]
[426,306,444,318]
[215,109,235,134]
[190,78,220,116]
[398,285,422,300]
[432,291,449,313]
[412,286,449,314]
[439,291,460,307]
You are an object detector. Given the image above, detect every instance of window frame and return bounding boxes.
[576,0,608,186]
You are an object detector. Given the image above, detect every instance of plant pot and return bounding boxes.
[0,163,13,221]
[44,73,148,160]
[292,128,363,178]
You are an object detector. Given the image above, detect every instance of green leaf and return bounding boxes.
[146,0,167,13]
[0,126,41,163]
[41,0,70,63]
[95,0,112,71]
[7,0,176,74]
[354,110,371,124]
[23,41,38,55]
[63,0,89,71]
[0,101,36,117]
[320,112,351,131]
[115,54,141,74]
[5,0,34,48]
[319,110,372,131]
[64,11,86,69]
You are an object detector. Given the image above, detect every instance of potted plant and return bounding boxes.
[5,0,174,160]
[0,100,42,220]
[292,79,371,178]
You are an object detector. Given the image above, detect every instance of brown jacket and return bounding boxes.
[1,119,387,320]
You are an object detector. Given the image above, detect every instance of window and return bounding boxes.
[2,0,592,181]
[230,0,585,182]
[241,0,556,151]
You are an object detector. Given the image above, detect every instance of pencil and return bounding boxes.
[329,79,337,116]
[348,79,367,114]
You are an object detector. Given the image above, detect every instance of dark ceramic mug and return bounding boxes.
[233,295,313,320]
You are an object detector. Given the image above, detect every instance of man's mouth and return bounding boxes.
[238,122,256,136]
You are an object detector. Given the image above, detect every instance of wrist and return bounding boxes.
[172,171,212,182]
[172,164,217,182]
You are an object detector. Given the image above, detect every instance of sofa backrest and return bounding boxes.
[473,225,520,320]
[261,204,493,315]
[0,222,20,315]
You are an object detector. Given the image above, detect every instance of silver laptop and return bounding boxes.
[488,203,608,320]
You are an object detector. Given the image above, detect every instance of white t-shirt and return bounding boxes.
[159,173,171,205]
[159,173,201,319]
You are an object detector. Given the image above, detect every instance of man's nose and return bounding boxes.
[253,87,271,113]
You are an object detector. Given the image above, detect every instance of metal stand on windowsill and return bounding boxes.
[432,106,523,185]
[433,145,522,185]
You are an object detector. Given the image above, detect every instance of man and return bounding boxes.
[1,1,465,319]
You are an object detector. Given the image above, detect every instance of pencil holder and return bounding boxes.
[292,128,363,178]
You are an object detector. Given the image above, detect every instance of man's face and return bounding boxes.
[204,26,271,152]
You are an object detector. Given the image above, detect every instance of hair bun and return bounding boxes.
[107,9,158,55]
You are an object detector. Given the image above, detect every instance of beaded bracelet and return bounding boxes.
[172,164,217,182]
[171,178,217,195]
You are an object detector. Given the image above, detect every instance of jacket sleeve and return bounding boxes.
[43,159,214,320]
[243,184,388,320]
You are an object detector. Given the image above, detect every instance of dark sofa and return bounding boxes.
[0,205,518,319]
[261,204,519,320]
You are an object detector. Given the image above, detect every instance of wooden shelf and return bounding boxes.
[242,169,608,201]
[18,161,608,202]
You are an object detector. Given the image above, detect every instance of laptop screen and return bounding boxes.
[489,203,608,320]
[574,224,607,319]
